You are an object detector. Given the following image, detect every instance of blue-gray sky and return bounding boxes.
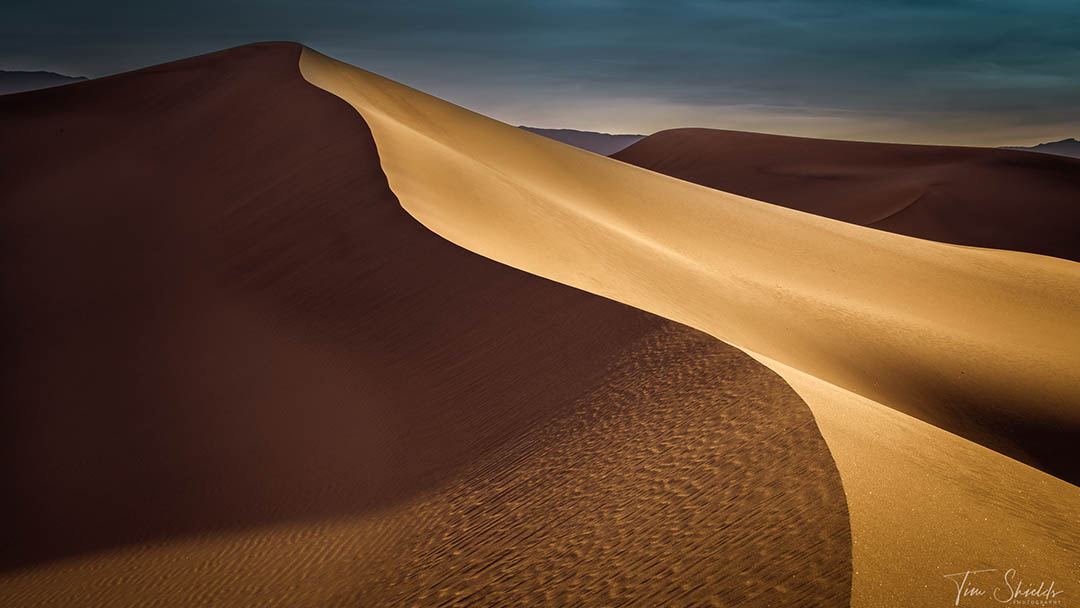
[4,0,1079,145]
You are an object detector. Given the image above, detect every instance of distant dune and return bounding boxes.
[0,70,86,95]
[1002,137,1080,159]
[613,128,1080,262]
[0,43,850,606]
[519,126,644,155]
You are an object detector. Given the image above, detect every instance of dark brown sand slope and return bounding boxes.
[0,44,850,603]
[613,128,1080,262]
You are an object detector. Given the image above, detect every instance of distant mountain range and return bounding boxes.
[1000,138,1080,159]
[519,126,645,155]
[0,70,87,95]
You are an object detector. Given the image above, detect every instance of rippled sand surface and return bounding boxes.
[301,47,1080,606]
[1,43,850,606]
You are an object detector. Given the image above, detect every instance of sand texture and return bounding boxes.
[0,43,850,606]
[299,48,1080,607]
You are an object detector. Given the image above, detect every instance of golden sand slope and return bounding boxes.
[300,48,1080,606]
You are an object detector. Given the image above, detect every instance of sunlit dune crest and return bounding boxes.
[300,47,1080,608]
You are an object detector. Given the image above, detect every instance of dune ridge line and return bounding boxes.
[297,46,1080,607]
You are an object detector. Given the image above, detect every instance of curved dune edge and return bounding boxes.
[298,48,1080,605]
[0,326,853,607]
[0,42,851,605]
[746,351,1080,604]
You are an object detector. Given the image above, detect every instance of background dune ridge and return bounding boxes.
[298,48,1080,607]
[612,128,1080,263]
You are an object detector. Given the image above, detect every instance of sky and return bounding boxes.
[3,0,1079,146]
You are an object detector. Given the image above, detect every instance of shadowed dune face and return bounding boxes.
[0,43,851,604]
[613,128,1080,262]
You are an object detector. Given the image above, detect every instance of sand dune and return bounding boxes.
[299,48,1080,607]
[613,128,1080,262]
[0,43,850,605]
[3,40,1077,607]
[301,49,1080,482]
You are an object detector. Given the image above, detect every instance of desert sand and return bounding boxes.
[299,48,1080,607]
[613,128,1080,262]
[3,40,1077,607]
[0,43,851,606]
